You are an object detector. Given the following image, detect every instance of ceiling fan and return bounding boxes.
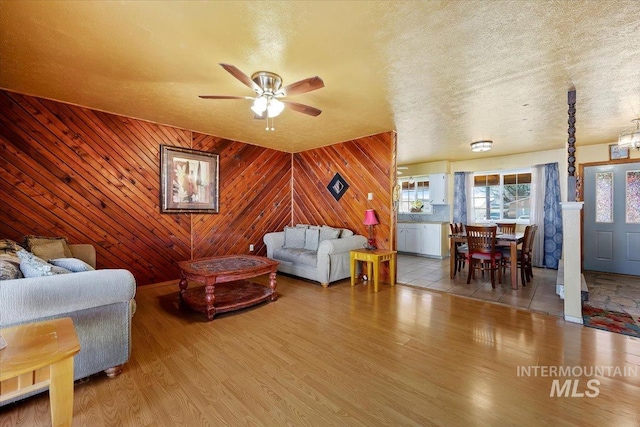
[199,64,324,126]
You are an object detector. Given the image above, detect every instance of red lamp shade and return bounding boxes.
[363,209,379,226]
[363,209,379,250]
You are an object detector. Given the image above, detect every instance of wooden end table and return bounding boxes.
[178,255,279,321]
[0,317,80,427]
[350,249,397,292]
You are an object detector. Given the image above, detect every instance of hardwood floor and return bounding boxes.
[1,275,639,426]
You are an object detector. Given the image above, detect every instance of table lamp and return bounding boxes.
[363,209,379,250]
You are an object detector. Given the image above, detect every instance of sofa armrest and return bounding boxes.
[263,231,285,258]
[318,235,368,254]
[316,235,368,285]
[0,269,136,327]
[69,244,97,269]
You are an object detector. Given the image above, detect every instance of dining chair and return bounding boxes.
[521,224,537,283]
[496,222,516,235]
[449,223,467,275]
[465,225,502,288]
[501,224,537,287]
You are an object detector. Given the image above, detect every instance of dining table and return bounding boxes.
[449,232,525,289]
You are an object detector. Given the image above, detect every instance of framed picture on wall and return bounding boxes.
[609,144,630,161]
[160,145,219,213]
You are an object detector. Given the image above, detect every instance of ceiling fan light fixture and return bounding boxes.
[267,98,285,118]
[200,64,324,121]
[471,140,493,152]
[251,96,268,115]
[618,118,640,150]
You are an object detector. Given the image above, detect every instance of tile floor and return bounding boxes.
[396,254,565,317]
[397,254,640,319]
[583,271,640,318]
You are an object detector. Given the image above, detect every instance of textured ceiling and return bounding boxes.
[1,1,640,165]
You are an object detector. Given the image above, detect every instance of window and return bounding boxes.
[472,170,531,222]
[399,178,430,212]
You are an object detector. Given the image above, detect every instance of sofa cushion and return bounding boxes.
[320,226,341,243]
[31,240,68,261]
[283,226,306,249]
[49,258,95,272]
[17,250,72,278]
[304,228,320,251]
[23,236,73,258]
[272,248,318,267]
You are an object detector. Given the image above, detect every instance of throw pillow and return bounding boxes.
[0,256,23,280]
[319,226,341,243]
[283,226,306,249]
[32,240,67,261]
[23,235,73,258]
[17,249,72,278]
[341,229,354,237]
[0,238,23,255]
[49,258,95,272]
[304,228,320,251]
[0,241,24,280]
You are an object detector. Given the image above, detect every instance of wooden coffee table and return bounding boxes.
[178,255,279,321]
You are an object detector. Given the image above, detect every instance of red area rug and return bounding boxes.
[582,305,640,338]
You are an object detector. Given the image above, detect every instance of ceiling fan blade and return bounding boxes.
[219,63,260,93]
[279,76,324,97]
[198,95,252,100]
[282,100,322,117]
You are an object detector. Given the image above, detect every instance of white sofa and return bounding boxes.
[264,225,367,287]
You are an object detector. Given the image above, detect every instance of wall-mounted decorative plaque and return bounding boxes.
[327,173,349,201]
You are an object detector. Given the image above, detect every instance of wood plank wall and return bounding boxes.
[0,91,290,285]
[0,90,395,286]
[191,134,291,258]
[292,132,395,251]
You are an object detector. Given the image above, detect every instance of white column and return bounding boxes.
[560,202,584,323]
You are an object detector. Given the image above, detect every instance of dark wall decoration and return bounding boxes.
[327,172,349,201]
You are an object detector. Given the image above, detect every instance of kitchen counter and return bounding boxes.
[397,205,450,224]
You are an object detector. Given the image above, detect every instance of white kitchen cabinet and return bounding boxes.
[428,173,448,205]
[419,223,448,258]
[397,223,422,253]
[397,223,449,258]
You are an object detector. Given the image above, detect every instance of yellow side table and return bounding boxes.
[0,317,80,427]
[350,249,397,292]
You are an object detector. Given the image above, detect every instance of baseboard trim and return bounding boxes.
[564,314,584,324]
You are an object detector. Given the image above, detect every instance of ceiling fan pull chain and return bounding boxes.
[265,116,275,131]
